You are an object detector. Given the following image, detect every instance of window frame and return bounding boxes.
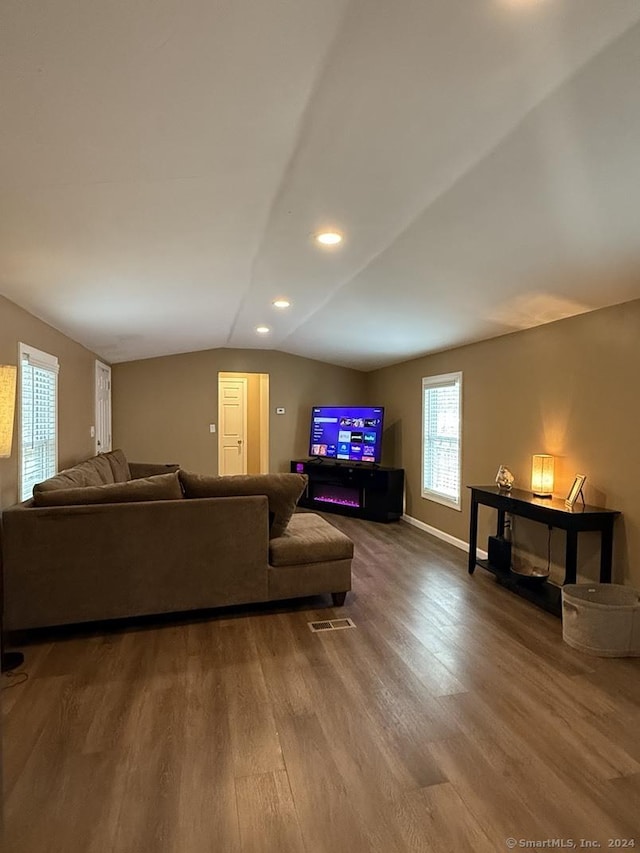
[421,371,463,511]
[18,342,59,501]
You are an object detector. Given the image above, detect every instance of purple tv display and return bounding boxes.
[309,406,385,464]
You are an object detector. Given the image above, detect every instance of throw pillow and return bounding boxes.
[179,471,308,538]
[32,472,183,507]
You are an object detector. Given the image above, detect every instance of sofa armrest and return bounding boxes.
[129,461,180,479]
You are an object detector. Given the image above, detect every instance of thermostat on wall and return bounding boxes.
[276,407,285,415]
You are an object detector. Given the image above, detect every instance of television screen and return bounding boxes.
[309,406,385,464]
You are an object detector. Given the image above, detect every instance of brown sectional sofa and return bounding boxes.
[1,450,353,631]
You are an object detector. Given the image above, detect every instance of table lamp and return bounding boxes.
[531,454,554,498]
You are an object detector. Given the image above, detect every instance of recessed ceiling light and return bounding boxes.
[272,298,291,309]
[256,325,270,334]
[315,231,343,246]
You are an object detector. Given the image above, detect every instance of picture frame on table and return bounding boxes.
[565,474,587,509]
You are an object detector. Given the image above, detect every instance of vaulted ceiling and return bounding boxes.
[2,0,639,370]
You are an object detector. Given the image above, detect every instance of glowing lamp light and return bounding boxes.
[531,454,554,498]
[0,365,17,459]
[315,231,343,246]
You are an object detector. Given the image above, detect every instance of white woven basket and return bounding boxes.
[562,584,640,657]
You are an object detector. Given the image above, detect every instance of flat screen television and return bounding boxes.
[309,405,385,464]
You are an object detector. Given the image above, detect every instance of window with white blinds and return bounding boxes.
[19,343,59,501]
[422,372,462,510]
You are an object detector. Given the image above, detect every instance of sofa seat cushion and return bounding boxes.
[180,471,307,538]
[32,472,183,507]
[269,513,354,567]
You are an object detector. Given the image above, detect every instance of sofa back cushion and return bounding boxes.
[179,471,307,538]
[83,453,115,484]
[102,449,131,482]
[32,472,183,507]
[32,452,127,497]
[33,461,102,494]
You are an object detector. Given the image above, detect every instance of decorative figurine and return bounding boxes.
[495,465,515,491]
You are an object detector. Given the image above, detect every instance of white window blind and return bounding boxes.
[19,343,59,501]
[422,372,462,510]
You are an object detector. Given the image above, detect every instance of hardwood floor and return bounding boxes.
[2,515,639,852]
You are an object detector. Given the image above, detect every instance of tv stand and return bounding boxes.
[291,460,404,523]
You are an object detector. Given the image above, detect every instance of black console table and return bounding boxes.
[291,460,404,522]
[467,485,620,616]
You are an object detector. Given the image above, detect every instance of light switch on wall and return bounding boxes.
[90,425,95,438]
[209,423,216,433]
[276,407,285,415]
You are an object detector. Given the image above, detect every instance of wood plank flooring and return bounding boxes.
[2,515,639,852]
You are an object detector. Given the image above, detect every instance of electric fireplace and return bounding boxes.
[292,459,405,523]
[310,482,361,509]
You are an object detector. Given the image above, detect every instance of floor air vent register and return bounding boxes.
[308,618,356,633]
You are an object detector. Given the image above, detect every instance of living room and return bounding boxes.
[2,1,640,850]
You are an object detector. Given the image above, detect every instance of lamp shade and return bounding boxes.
[531,454,554,497]
[0,364,17,459]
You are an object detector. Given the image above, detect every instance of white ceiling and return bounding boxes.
[2,0,640,370]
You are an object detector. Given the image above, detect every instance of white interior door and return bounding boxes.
[218,377,247,475]
[95,361,112,454]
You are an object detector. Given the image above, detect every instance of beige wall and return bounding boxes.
[367,299,640,588]
[0,295,99,509]
[112,348,367,475]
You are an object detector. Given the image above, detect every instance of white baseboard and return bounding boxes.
[402,514,488,560]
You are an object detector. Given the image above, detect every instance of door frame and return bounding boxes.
[258,373,270,474]
[218,375,248,475]
[217,372,270,475]
[94,360,112,454]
